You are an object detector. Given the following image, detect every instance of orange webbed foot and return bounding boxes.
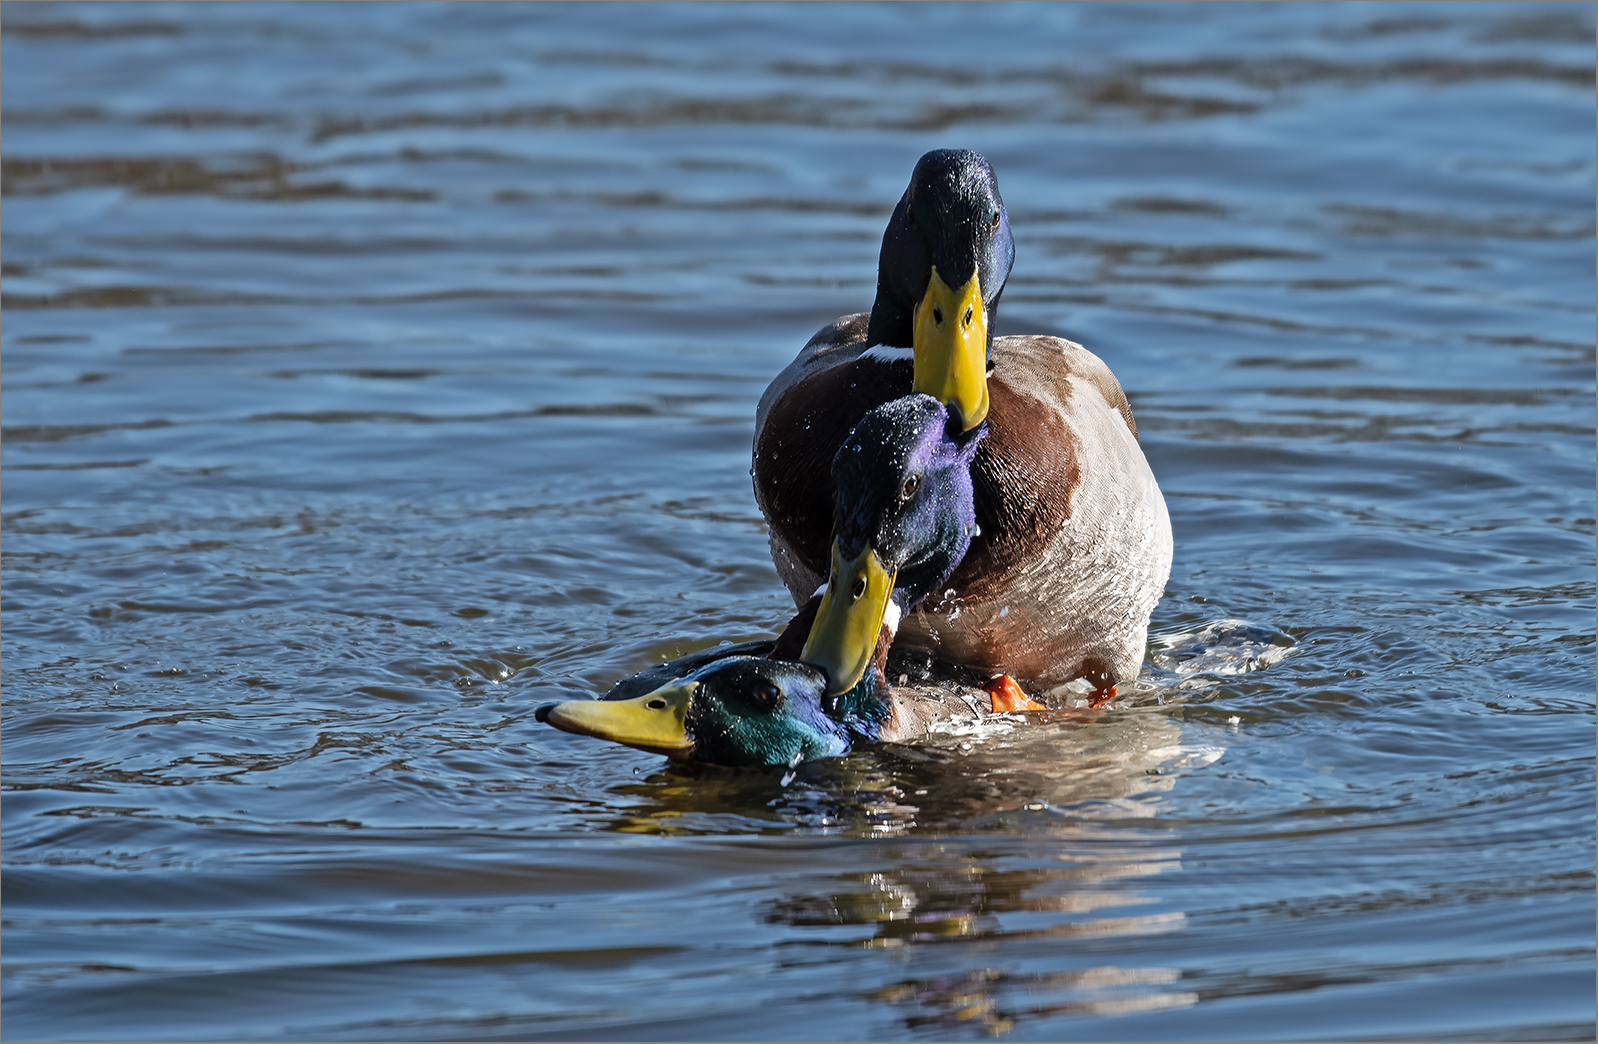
[985,674,1046,713]
[1087,685,1118,710]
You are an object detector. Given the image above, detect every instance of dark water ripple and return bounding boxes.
[3,2,1594,1040]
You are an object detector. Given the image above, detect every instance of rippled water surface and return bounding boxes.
[4,3,1595,1040]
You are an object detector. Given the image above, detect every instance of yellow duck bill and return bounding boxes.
[801,542,897,697]
[541,682,695,756]
[912,266,989,431]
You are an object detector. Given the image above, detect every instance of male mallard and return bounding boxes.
[537,653,1003,767]
[755,149,1172,696]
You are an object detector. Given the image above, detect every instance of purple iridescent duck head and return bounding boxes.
[802,393,986,696]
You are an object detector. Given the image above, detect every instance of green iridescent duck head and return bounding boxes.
[537,656,891,767]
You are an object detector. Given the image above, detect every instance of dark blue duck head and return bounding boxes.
[538,656,890,767]
[802,394,985,696]
[868,149,1015,431]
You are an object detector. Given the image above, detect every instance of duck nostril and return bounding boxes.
[932,307,943,325]
[851,576,867,600]
[647,698,667,710]
[964,306,973,327]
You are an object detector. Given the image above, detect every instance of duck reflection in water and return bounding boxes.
[572,673,1209,1034]
[774,839,1195,1034]
[607,763,1196,1034]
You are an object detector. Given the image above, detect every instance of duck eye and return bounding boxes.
[901,474,920,499]
[751,680,783,710]
[906,205,916,226]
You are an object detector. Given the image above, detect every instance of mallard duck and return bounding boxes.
[537,652,1006,767]
[754,149,1172,696]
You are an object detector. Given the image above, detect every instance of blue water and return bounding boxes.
[3,2,1594,1039]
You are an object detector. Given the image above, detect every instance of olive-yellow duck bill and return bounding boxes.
[801,542,897,698]
[539,683,694,756]
[912,266,988,431]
